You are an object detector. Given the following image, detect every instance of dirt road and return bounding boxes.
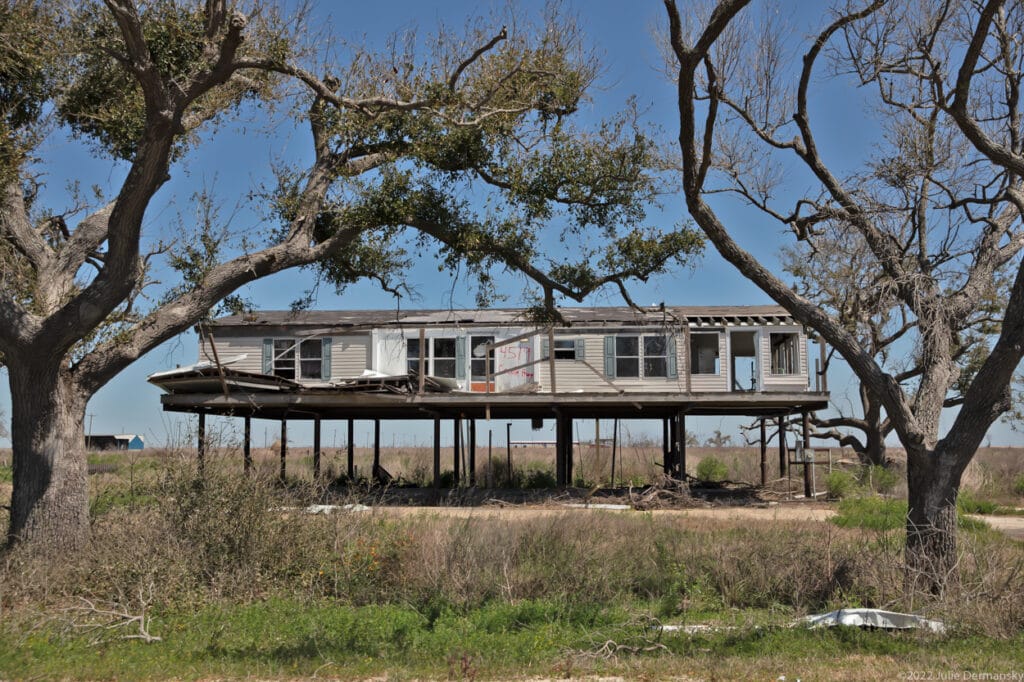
[376,502,1024,540]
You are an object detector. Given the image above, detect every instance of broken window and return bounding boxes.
[272,339,296,380]
[643,336,669,377]
[298,339,323,379]
[770,333,799,375]
[271,339,323,379]
[470,335,496,381]
[689,333,720,375]
[553,338,577,360]
[432,338,457,378]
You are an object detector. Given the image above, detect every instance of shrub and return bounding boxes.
[858,464,899,495]
[521,467,557,489]
[957,490,998,514]
[832,496,907,531]
[695,456,728,483]
[825,470,858,500]
[1013,474,1024,498]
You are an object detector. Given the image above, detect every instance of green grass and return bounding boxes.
[832,496,991,532]
[0,463,11,483]
[2,598,1022,680]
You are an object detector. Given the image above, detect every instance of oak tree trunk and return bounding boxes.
[6,361,91,552]
[905,445,961,595]
[860,425,888,468]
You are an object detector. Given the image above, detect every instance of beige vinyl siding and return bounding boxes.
[200,333,370,380]
[689,330,728,392]
[198,335,263,374]
[331,335,371,378]
[761,327,808,391]
[536,334,688,394]
[535,335,613,392]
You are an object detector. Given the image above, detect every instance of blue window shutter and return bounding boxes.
[455,336,466,380]
[262,338,273,375]
[603,336,616,378]
[667,335,678,378]
[541,338,550,359]
[575,337,585,361]
[321,337,332,380]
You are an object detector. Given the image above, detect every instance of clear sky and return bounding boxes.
[0,0,1020,451]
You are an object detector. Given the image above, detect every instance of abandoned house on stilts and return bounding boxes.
[148,305,829,489]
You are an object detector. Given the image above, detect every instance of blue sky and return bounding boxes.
[0,0,1020,451]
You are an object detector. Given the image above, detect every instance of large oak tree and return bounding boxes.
[663,0,1024,589]
[0,0,700,551]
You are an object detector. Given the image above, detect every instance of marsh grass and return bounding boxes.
[3,446,1024,678]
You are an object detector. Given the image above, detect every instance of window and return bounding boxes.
[608,335,673,379]
[407,338,423,374]
[433,338,457,378]
[770,333,799,375]
[689,333,720,375]
[272,340,295,380]
[271,339,324,380]
[615,336,640,377]
[470,336,495,381]
[298,339,323,379]
[407,338,459,378]
[643,336,668,377]
[553,339,577,360]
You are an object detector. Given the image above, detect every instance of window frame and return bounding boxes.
[689,332,721,376]
[769,332,800,376]
[612,334,673,380]
[553,338,577,360]
[271,338,324,380]
[470,335,496,381]
[406,337,459,378]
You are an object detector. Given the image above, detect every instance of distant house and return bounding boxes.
[85,434,145,451]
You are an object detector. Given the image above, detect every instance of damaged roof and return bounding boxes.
[207,305,797,330]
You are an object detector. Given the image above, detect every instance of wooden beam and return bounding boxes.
[566,417,574,485]
[418,327,426,395]
[803,411,813,499]
[662,418,670,475]
[468,418,477,486]
[313,417,321,478]
[548,327,557,394]
[778,415,787,477]
[373,418,381,482]
[683,325,692,393]
[453,418,461,487]
[679,412,687,479]
[759,418,767,487]
[279,419,287,481]
[243,416,251,475]
[346,419,355,479]
[433,418,441,488]
[555,411,566,486]
[197,412,206,476]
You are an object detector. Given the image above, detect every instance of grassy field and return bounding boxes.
[1,446,1023,679]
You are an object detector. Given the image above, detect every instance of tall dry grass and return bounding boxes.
[1,449,1022,637]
